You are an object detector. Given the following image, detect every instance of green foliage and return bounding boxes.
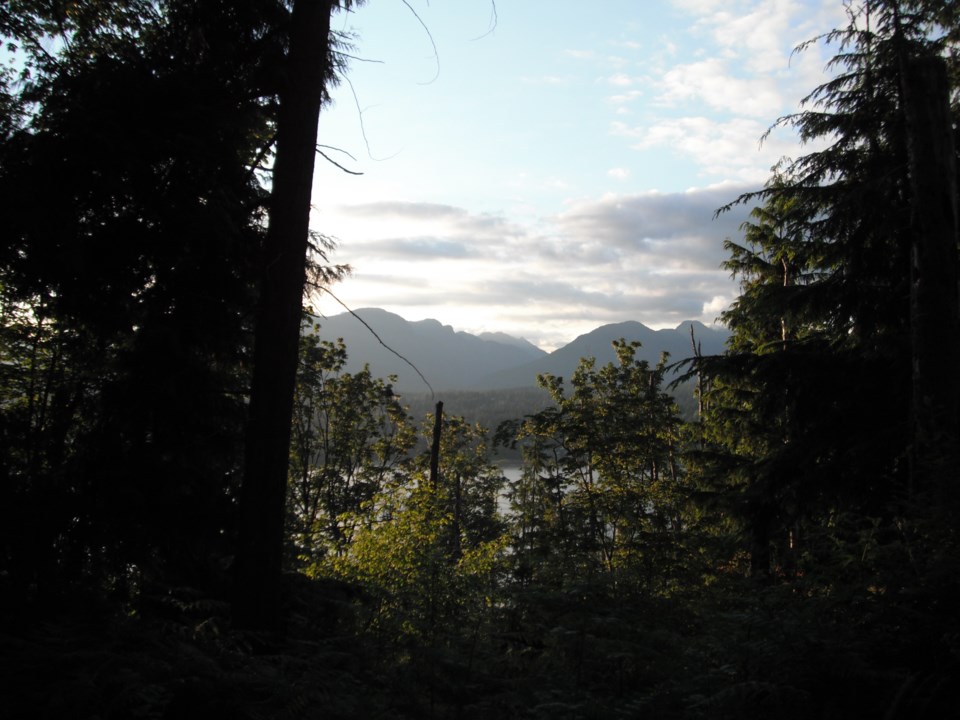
[288,327,416,566]
[403,386,554,462]
[312,409,509,715]
[326,481,505,640]
[505,340,689,594]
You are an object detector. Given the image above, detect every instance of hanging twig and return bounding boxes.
[399,0,440,84]
[471,0,498,41]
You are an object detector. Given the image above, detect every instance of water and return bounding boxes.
[496,463,522,515]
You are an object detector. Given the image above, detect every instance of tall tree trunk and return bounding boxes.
[233,0,336,634]
[429,401,443,488]
[900,56,960,504]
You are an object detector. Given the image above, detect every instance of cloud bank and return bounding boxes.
[315,186,752,351]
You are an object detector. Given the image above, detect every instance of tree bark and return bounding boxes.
[900,56,960,502]
[233,0,336,634]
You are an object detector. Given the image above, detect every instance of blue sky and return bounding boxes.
[310,0,849,350]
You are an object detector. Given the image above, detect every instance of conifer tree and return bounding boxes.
[697,0,959,590]
[0,1,274,594]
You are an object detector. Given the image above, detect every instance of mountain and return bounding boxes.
[475,320,730,390]
[312,308,729,394]
[477,331,543,355]
[311,308,548,392]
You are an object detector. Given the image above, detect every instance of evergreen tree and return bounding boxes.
[692,0,960,581]
[685,4,960,712]
[0,1,274,596]
[232,0,365,633]
[0,1,361,627]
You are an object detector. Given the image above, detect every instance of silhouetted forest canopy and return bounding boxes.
[1,2,959,718]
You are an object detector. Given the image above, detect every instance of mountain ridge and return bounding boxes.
[312,308,729,393]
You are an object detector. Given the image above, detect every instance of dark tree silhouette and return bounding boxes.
[233,0,356,633]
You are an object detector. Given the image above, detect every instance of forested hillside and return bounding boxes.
[2,2,959,719]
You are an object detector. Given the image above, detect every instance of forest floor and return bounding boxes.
[4,572,959,720]
[1,577,390,720]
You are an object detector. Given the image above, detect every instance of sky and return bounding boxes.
[309,0,850,351]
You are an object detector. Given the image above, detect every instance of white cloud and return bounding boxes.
[609,89,644,105]
[657,58,783,117]
[702,294,733,320]
[608,168,631,180]
[316,188,753,347]
[553,187,750,269]
[607,72,634,87]
[710,2,796,73]
[614,115,799,183]
[604,0,847,186]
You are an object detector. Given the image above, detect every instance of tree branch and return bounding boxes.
[316,146,363,175]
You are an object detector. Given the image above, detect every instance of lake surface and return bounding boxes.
[496,463,522,514]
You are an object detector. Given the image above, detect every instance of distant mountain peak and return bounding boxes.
[311,308,729,393]
[478,331,546,356]
[412,317,453,332]
[674,319,711,332]
[477,317,730,390]
[349,307,401,319]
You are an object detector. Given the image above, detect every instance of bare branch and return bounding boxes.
[344,74,401,162]
[316,146,364,175]
[333,51,385,65]
[246,132,277,184]
[471,0,498,41]
[399,0,440,84]
[317,143,359,162]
